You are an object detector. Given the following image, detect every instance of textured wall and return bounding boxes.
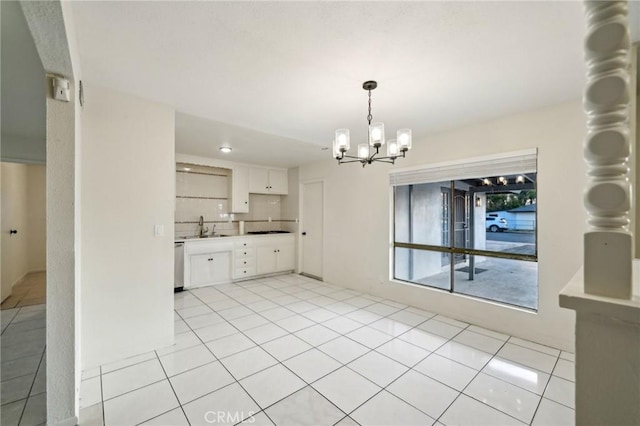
[299,100,585,351]
[80,83,175,368]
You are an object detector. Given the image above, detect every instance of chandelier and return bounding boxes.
[333,80,412,167]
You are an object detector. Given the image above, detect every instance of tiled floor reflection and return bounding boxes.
[76,273,575,425]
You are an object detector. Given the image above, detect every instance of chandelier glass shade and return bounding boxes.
[333,81,411,166]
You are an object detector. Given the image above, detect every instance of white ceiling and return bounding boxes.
[71,1,586,168]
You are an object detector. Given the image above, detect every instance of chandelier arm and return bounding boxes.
[338,159,367,164]
[340,154,364,160]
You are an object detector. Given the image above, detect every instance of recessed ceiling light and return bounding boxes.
[220,147,232,153]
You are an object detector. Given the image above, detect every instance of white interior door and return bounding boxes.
[301,181,323,279]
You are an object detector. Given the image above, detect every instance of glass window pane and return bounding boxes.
[394,247,450,291]
[394,182,451,247]
[453,179,537,258]
[453,256,538,310]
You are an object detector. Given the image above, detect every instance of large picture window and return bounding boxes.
[391,150,538,310]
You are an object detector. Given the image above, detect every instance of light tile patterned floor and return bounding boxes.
[1,304,47,426]
[77,273,575,426]
[1,272,47,310]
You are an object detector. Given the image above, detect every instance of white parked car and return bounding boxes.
[486,216,508,232]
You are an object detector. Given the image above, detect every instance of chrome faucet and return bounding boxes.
[198,216,209,237]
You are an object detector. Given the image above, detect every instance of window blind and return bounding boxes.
[389,149,537,186]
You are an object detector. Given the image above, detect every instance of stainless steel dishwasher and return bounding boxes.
[174,242,184,292]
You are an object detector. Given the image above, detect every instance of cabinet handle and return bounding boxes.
[273,250,277,253]
[244,261,247,264]
[244,252,247,255]
[245,201,248,204]
[243,243,247,246]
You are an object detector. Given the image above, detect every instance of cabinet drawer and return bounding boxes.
[234,239,254,249]
[234,266,256,279]
[235,248,255,258]
[235,257,255,268]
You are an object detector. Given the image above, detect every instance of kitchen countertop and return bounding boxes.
[175,232,292,243]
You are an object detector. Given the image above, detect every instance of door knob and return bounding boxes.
[9,229,18,235]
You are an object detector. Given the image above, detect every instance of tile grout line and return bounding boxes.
[205,275,563,422]
[211,283,447,422]
[16,344,46,425]
[150,350,192,426]
[335,321,474,423]
[174,295,278,425]
[528,353,562,425]
[100,366,105,426]
[432,337,512,425]
[90,274,573,426]
[189,287,352,424]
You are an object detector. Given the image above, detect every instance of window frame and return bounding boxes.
[389,150,538,309]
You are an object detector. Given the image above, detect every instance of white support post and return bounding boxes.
[561,2,640,425]
[584,1,633,299]
[583,1,634,299]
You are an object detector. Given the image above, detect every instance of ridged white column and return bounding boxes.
[583,0,633,299]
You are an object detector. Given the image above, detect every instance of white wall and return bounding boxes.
[27,165,46,271]
[81,83,175,368]
[1,162,29,301]
[0,163,46,302]
[299,100,585,350]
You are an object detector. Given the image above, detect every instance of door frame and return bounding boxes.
[298,179,325,280]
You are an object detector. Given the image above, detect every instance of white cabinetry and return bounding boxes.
[233,239,256,279]
[230,166,249,213]
[256,235,295,275]
[184,239,233,288]
[248,167,288,195]
[191,252,231,286]
[183,234,295,287]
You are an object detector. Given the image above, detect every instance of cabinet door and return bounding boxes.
[190,252,231,286]
[256,245,277,275]
[231,166,249,213]
[190,253,216,286]
[276,243,296,272]
[268,169,288,194]
[249,167,270,194]
[210,251,231,283]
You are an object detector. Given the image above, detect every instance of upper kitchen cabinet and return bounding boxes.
[230,165,249,213]
[248,167,288,195]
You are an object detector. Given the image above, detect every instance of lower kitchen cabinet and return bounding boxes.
[183,234,295,287]
[190,251,231,287]
[256,236,295,275]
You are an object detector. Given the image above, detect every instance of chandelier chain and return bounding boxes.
[367,90,373,125]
